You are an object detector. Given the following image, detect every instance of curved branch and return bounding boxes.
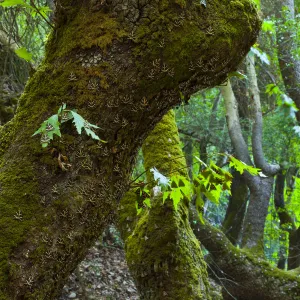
[246,54,280,175]
[220,81,252,165]
[190,209,300,300]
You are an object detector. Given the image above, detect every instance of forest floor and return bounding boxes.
[58,226,139,300]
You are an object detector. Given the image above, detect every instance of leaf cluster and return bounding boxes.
[33,103,105,148]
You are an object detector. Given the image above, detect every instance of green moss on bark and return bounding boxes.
[0,0,260,297]
[120,111,211,299]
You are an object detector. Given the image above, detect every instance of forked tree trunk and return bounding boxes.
[0,1,259,298]
[220,54,279,253]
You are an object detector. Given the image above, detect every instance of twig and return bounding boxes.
[30,0,54,29]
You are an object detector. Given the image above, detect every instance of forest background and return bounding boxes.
[0,0,300,299]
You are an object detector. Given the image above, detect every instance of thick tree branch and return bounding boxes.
[190,209,300,300]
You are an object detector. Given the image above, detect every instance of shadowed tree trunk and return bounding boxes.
[262,0,300,121]
[275,170,293,269]
[183,137,194,180]
[222,170,248,245]
[0,35,30,125]
[274,167,300,270]
[289,227,300,270]
[0,1,260,299]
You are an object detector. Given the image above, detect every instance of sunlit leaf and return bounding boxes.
[15,47,33,62]
[143,198,151,208]
[229,155,260,176]
[84,127,100,140]
[228,71,248,80]
[262,20,275,33]
[0,0,26,7]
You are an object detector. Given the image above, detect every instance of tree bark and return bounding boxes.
[289,227,300,270]
[262,0,300,121]
[222,170,248,245]
[183,137,194,180]
[246,54,280,175]
[0,1,260,298]
[220,79,275,253]
[120,111,211,299]
[0,35,30,125]
[191,214,300,300]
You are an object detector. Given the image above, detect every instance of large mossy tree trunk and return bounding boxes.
[0,1,260,299]
[120,111,211,299]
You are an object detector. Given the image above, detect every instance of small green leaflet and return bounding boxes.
[193,159,233,205]
[229,156,260,176]
[0,0,26,7]
[262,20,275,33]
[195,195,205,224]
[265,84,281,96]
[33,103,106,148]
[70,111,101,140]
[15,47,33,62]
[133,184,151,215]
[70,111,87,135]
[163,175,192,211]
[143,198,151,208]
[32,114,61,148]
[31,5,52,18]
[135,199,151,215]
[228,71,247,80]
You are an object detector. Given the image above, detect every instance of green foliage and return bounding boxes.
[264,200,283,265]
[30,5,51,18]
[0,0,27,7]
[132,182,151,215]
[194,157,233,205]
[135,155,261,220]
[33,103,105,148]
[14,47,33,61]
[163,175,192,211]
[150,168,192,211]
[263,111,300,165]
[0,0,52,64]
[228,71,247,80]
[261,20,276,34]
[228,155,261,176]
[286,178,300,227]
